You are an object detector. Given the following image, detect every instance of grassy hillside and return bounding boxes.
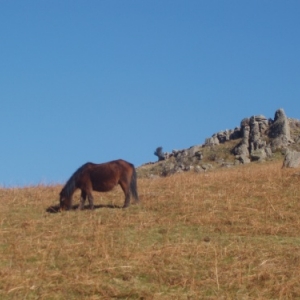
[1,161,300,299]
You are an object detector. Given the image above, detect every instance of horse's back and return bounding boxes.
[108,159,134,167]
[96,159,134,172]
[91,159,133,176]
[86,159,133,191]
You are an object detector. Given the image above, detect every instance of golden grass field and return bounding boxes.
[1,160,300,299]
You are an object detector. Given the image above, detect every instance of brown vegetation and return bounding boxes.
[1,161,300,299]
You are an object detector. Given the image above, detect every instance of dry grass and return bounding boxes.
[1,161,300,299]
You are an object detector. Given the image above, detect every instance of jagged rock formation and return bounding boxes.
[268,109,292,151]
[231,109,294,163]
[206,108,296,165]
[139,108,300,177]
[232,114,272,163]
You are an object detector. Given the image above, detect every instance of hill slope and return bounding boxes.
[1,160,300,299]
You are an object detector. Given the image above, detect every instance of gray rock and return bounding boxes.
[194,165,205,173]
[217,130,231,143]
[249,118,261,150]
[230,127,242,139]
[205,135,219,146]
[232,125,250,157]
[268,109,291,150]
[269,109,291,139]
[254,115,267,122]
[188,145,202,157]
[236,155,251,164]
[201,164,213,171]
[251,149,267,162]
[282,150,300,168]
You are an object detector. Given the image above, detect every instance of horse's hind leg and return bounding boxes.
[119,181,131,208]
[123,193,130,208]
[78,190,87,210]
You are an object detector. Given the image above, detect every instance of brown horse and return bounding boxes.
[59,159,139,210]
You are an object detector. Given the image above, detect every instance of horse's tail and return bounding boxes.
[130,166,139,203]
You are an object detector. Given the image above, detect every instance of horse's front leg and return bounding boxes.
[87,193,94,210]
[78,191,87,210]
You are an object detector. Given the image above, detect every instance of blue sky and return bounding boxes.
[1,1,299,186]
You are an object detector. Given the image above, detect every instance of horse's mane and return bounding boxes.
[61,162,94,198]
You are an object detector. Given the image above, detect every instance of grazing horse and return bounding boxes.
[59,159,139,210]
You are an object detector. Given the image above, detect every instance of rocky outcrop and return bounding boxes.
[231,114,272,163]
[144,109,300,177]
[230,109,294,163]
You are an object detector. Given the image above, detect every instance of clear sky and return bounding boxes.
[1,1,299,186]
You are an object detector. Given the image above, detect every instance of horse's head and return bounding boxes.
[59,190,71,211]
